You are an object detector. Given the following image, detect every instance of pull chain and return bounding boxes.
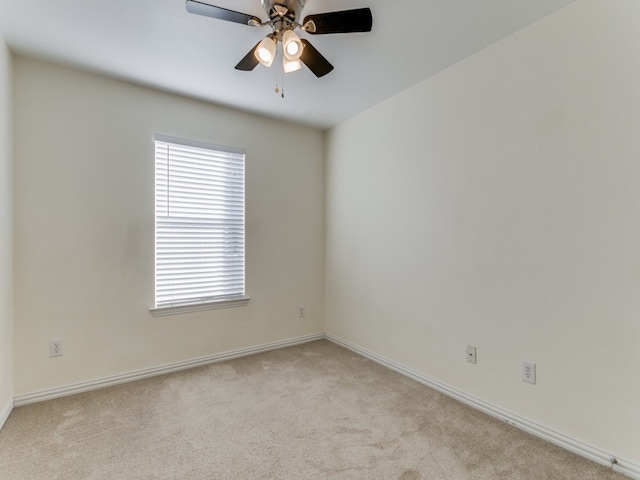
[275,68,285,98]
[274,55,281,94]
[273,46,285,98]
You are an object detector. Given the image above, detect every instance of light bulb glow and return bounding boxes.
[285,41,299,57]
[258,49,272,63]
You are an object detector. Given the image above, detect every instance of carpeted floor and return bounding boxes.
[0,340,627,479]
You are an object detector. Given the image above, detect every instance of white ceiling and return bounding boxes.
[0,0,576,130]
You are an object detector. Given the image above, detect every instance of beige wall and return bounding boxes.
[13,57,325,395]
[0,32,13,417]
[326,0,640,465]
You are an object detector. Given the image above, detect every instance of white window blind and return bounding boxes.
[154,134,245,309]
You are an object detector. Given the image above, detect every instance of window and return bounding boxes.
[152,134,247,315]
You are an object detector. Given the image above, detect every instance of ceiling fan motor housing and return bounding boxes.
[261,0,305,22]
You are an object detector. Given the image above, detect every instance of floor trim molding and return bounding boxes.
[325,333,640,480]
[0,399,13,432]
[14,333,324,407]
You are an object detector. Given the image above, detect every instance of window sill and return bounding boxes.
[149,296,250,317]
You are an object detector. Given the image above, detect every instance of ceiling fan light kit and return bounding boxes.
[185,0,372,79]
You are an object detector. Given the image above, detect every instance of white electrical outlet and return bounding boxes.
[49,339,64,357]
[466,345,476,364]
[522,361,536,384]
[298,305,305,318]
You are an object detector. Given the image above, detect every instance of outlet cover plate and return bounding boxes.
[522,361,536,384]
[466,345,476,364]
[49,339,64,357]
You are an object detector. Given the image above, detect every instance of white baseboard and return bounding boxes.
[325,333,640,480]
[14,333,324,407]
[0,398,13,432]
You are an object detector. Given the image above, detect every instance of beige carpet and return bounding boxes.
[0,340,626,479]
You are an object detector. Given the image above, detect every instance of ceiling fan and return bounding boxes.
[185,0,373,78]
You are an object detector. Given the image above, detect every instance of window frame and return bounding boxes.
[150,134,249,317]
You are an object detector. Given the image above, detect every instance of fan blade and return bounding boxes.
[186,0,260,26]
[300,39,334,78]
[303,8,372,35]
[235,42,261,71]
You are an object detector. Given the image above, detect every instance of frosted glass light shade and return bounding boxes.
[282,30,303,61]
[283,57,302,73]
[255,37,277,67]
